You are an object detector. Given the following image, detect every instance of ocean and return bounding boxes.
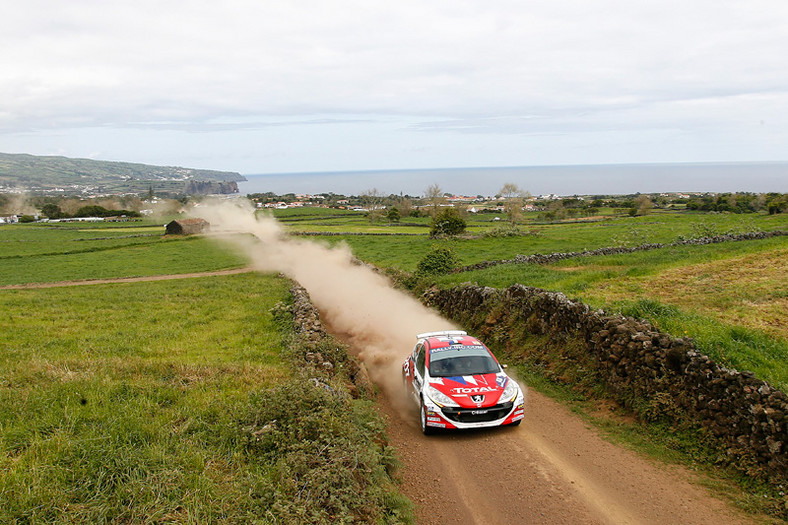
[237,162,788,197]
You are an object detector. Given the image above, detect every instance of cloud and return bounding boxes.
[3,1,787,129]
[2,1,788,172]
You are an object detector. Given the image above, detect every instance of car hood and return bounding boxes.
[428,373,510,408]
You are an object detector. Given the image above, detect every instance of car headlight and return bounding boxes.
[499,378,520,403]
[426,385,459,407]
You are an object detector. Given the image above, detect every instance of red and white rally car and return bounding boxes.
[402,330,525,434]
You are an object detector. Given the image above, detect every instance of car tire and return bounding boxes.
[420,399,435,436]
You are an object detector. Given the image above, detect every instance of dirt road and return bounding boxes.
[0,268,253,290]
[379,386,760,525]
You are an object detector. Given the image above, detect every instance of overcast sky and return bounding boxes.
[2,1,788,181]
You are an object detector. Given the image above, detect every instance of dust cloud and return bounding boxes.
[198,200,456,398]
[0,193,37,215]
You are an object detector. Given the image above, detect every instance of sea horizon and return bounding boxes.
[237,161,788,197]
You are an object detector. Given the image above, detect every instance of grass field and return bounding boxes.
[310,211,788,271]
[0,273,294,522]
[0,223,248,285]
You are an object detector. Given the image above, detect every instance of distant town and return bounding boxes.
[2,188,786,225]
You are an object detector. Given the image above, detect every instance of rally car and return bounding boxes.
[402,330,525,434]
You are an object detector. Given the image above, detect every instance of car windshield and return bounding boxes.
[428,346,500,377]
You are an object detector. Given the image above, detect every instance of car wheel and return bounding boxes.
[420,399,435,436]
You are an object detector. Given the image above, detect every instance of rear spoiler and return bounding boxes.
[416,330,467,341]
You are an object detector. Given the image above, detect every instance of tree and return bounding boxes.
[41,203,63,219]
[634,195,653,216]
[424,183,445,218]
[386,206,401,224]
[396,197,413,218]
[430,207,466,237]
[360,188,384,224]
[498,182,530,226]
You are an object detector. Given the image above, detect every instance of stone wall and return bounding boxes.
[422,283,787,484]
[289,285,373,397]
[453,230,787,273]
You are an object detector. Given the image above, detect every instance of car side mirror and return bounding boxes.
[502,364,508,369]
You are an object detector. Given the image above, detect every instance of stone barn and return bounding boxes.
[165,218,210,235]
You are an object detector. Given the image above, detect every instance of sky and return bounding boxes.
[2,1,788,188]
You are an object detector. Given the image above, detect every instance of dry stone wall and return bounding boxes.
[422,283,787,484]
[289,285,373,398]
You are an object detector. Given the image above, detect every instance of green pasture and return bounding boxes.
[0,223,165,258]
[0,230,247,285]
[0,273,294,522]
[434,235,788,292]
[316,211,788,271]
[268,206,359,218]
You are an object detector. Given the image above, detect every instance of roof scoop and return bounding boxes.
[416,330,467,341]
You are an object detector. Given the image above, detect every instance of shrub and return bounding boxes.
[416,246,459,276]
[240,380,411,524]
[482,225,539,238]
[429,208,466,237]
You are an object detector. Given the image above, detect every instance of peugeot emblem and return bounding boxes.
[471,394,485,404]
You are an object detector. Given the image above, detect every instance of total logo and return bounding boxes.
[450,386,497,394]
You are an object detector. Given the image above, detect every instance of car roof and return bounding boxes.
[423,334,485,352]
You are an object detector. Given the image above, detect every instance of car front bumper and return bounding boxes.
[423,392,525,430]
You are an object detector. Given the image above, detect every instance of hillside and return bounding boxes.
[0,152,245,196]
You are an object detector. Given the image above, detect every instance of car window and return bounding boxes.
[416,346,426,376]
[429,351,499,377]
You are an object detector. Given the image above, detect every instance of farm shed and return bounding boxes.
[165,218,210,235]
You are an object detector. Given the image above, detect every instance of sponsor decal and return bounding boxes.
[471,394,485,404]
[470,409,488,415]
[496,375,508,388]
[512,414,524,422]
[428,377,444,385]
[446,376,469,385]
[463,375,478,385]
[428,422,447,428]
[430,344,485,353]
[426,417,442,423]
[450,386,497,394]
